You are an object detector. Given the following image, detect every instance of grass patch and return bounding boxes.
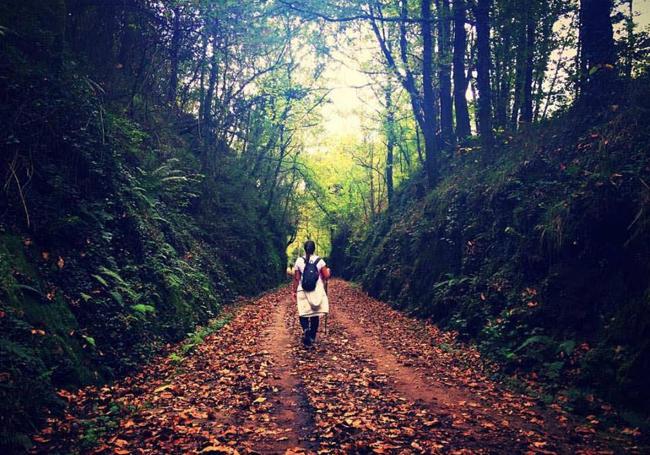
[78,402,134,452]
[168,313,234,364]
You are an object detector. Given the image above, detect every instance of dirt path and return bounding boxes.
[32,281,642,454]
[329,283,573,453]
[333,303,470,409]
[260,293,315,452]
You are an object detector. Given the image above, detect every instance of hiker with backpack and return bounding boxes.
[292,240,331,347]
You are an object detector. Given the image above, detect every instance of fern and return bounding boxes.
[98,266,126,285]
[13,284,43,297]
[81,335,96,347]
[92,274,108,287]
[109,291,123,306]
[515,335,554,353]
[131,304,155,314]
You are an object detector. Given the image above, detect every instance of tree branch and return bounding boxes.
[277,0,437,24]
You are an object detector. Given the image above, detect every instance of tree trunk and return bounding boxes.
[494,23,511,130]
[452,0,471,140]
[368,141,376,216]
[521,16,536,123]
[438,0,454,148]
[198,28,208,137]
[370,0,437,186]
[470,79,480,133]
[167,5,182,105]
[201,26,219,171]
[579,0,616,100]
[203,40,218,127]
[475,0,494,152]
[384,86,395,204]
[510,25,524,129]
[421,0,439,185]
[415,125,424,166]
[264,132,289,216]
[624,0,634,79]
[532,4,554,122]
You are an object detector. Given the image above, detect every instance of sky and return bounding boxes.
[317,26,380,143]
[639,0,650,27]
[316,0,650,143]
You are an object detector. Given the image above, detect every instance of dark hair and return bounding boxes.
[303,240,316,262]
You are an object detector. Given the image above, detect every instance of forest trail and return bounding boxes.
[33,281,639,454]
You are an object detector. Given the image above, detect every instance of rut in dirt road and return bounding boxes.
[32,281,639,454]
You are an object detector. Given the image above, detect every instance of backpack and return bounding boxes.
[301,256,321,292]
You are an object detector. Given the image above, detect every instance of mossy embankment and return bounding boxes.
[0,3,288,451]
[332,78,650,423]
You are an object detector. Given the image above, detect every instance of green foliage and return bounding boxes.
[78,403,124,452]
[168,352,184,365]
[176,314,233,358]
[334,76,650,417]
[131,304,156,315]
[0,1,291,447]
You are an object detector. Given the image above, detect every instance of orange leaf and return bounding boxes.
[200,445,240,454]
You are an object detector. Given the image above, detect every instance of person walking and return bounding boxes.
[292,240,330,347]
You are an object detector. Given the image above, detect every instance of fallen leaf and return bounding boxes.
[200,445,240,454]
[154,384,173,393]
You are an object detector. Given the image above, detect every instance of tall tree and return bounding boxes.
[421,0,439,183]
[369,0,439,187]
[475,0,494,151]
[384,83,396,203]
[492,0,515,130]
[437,0,454,147]
[579,0,616,100]
[520,6,537,124]
[201,24,219,170]
[623,0,635,79]
[167,5,182,105]
[452,0,471,140]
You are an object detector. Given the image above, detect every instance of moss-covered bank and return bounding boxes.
[0,2,288,450]
[332,78,650,421]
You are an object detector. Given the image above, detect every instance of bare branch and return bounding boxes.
[277,0,437,24]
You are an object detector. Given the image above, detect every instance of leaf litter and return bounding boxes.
[30,281,644,454]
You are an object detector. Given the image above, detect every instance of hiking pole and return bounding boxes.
[325,282,329,338]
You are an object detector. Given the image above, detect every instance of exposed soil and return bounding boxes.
[260,293,316,453]
[31,281,643,454]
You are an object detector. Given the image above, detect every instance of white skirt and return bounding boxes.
[297,280,329,317]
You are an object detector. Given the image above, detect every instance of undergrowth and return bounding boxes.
[333,75,650,423]
[0,4,287,451]
[170,313,234,364]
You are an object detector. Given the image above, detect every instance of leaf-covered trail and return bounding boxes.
[34,280,638,454]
